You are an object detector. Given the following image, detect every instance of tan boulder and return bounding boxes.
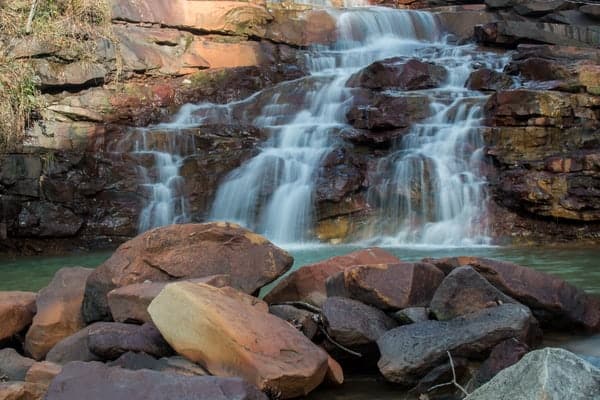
[264,247,400,306]
[25,361,62,389]
[326,262,445,310]
[325,356,344,386]
[107,275,231,323]
[83,222,293,323]
[0,382,46,400]
[25,267,93,360]
[0,291,37,341]
[148,282,329,398]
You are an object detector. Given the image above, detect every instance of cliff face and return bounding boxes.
[1,0,599,253]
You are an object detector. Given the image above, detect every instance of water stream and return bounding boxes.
[136,5,509,247]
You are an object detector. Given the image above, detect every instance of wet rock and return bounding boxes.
[82,222,293,323]
[472,338,529,387]
[109,352,208,376]
[425,257,600,331]
[322,297,397,348]
[25,361,62,389]
[0,381,46,400]
[347,58,447,91]
[268,305,318,340]
[15,202,83,238]
[466,68,513,91]
[465,348,600,400]
[107,275,230,323]
[45,324,102,365]
[0,349,35,381]
[148,282,328,398]
[346,92,430,131]
[88,322,173,361]
[377,304,536,384]
[45,361,268,400]
[264,247,399,307]
[25,267,92,360]
[0,292,36,342]
[392,307,430,325]
[430,266,518,320]
[326,262,445,310]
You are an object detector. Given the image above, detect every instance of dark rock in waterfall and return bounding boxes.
[347,58,447,91]
[466,68,513,92]
[346,92,430,131]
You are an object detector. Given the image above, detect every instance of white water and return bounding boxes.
[139,5,509,246]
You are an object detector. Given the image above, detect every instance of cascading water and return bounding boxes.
[141,5,510,246]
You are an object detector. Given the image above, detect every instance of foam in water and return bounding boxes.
[140,5,510,247]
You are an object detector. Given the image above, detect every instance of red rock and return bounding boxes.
[83,222,292,322]
[466,68,513,91]
[107,275,231,323]
[264,247,400,306]
[347,58,447,91]
[148,282,329,398]
[425,257,600,331]
[326,262,445,310]
[0,291,37,341]
[25,267,93,360]
[325,356,344,386]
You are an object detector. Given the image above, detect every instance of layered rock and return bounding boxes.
[82,222,292,322]
[25,267,92,360]
[0,292,37,342]
[148,282,329,398]
[45,361,268,400]
[264,247,399,306]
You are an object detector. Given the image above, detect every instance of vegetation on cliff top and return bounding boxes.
[0,0,113,151]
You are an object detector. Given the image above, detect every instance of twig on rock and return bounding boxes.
[271,301,322,314]
[427,351,470,397]
[318,324,362,358]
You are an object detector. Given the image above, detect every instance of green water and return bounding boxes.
[1,245,599,294]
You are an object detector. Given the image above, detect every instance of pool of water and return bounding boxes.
[1,245,599,294]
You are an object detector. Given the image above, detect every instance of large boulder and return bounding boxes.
[87,322,173,360]
[0,348,35,381]
[377,304,536,384]
[45,324,102,365]
[25,267,93,360]
[430,266,518,320]
[326,262,445,310]
[264,247,400,306]
[425,257,600,331]
[347,58,447,91]
[107,275,230,323]
[465,348,600,399]
[82,222,293,323]
[45,361,268,400]
[0,292,36,342]
[148,282,329,398]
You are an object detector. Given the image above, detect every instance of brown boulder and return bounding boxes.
[25,267,93,360]
[0,382,46,400]
[25,361,62,389]
[0,292,36,342]
[346,92,430,131]
[347,58,447,91]
[425,257,600,331]
[45,361,268,400]
[430,266,519,320]
[326,262,445,310]
[466,68,513,91]
[107,275,230,323]
[82,222,293,323]
[148,282,329,398]
[264,247,400,306]
[87,322,173,361]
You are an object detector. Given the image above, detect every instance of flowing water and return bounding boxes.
[139,6,510,246]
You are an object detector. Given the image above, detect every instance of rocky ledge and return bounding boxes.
[1,222,599,399]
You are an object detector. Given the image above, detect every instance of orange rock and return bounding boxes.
[325,356,344,386]
[25,267,93,360]
[25,361,62,389]
[264,248,400,306]
[148,282,329,398]
[0,381,46,400]
[0,291,37,341]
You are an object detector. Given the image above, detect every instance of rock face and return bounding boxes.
[107,275,231,323]
[82,222,293,322]
[326,262,445,310]
[264,247,400,306]
[430,266,518,320]
[377,304,535,384]
[465,348,600,400]
[148,282,329,399]
[25,267,93,360]
[426,257,600,331]
[0,291,37,341]
[347,58,447,91]
[87,322,173,360]
[45,361,268,400]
